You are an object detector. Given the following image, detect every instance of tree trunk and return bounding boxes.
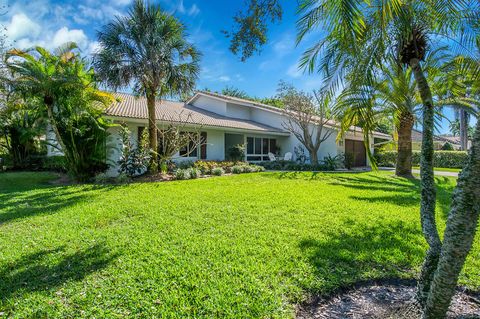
[422,119,480,319]
[45,100,68,159]
[146,92,158,173]
[409,58,442,307]
[396,111,414,178]
[309,148,319,165]
[460,109,468,150]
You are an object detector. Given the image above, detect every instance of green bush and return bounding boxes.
[374,150,468,168]
[42,156,67,172]
[231,165,245,174]
[187,167,200,179]
[258,161,328,171]
[211,167,225,176]
[174,169,191,180]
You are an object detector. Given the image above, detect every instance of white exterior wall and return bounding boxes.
[226,102,251,120]
[193,95,227,115]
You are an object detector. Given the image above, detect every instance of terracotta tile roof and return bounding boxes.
[105,93,288,134]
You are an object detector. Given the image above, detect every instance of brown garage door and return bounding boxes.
[345,139,367,167]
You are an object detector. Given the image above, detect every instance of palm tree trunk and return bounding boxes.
[396,111,414,178]
[146,92,158,173]
[460,109,468,150]
[409,58,442,307]
[45,101,68,159]
[422,119,480,319]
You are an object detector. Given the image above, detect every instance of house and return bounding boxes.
[411,129,466,150]
[47,91,391,176]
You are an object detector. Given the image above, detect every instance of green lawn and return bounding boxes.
[1,171,479,318]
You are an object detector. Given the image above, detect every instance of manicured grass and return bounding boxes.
[1,171,478,318]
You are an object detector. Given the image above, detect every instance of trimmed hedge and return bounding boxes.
[375,150,468,168]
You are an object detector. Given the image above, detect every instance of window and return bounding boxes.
[179,132,199,157]
[200,132,207,159]
[246,137,277,161]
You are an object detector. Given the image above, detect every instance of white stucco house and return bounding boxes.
[47,90,391,176]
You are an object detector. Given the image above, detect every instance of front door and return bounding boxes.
[345,139,367,167]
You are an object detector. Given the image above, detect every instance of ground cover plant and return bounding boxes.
[0,171,479,318]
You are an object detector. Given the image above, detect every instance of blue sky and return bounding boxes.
[2,0,473,134]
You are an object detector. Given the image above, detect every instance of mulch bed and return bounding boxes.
[296,280,480,319]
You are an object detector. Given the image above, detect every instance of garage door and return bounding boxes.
[345,139,367,167]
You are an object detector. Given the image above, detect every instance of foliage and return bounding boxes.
[0,95,45,169]
[441,142,454,151]
[193,160,238,175]
[5,44,114,181]
[211,167,225,176]
[294,146,308,164]
[375,151,468,169]
[258,160,328,172]
[94,172,110,184]
[177,160,195,169]
[94,0,201,170]
[227,144,245,162]
[118,125,151,177]
[41,156,66,172]
[187,167,200,179]
[343,152,355,170]
[322,154,343,171]
[231,165,245,174]
[2,171,477,318]
[223,0,282,61]
[174,168,191,180]
[449,119,475,139]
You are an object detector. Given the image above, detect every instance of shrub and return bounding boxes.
[343,152,354,170]
[177,160,195,169]
[187,167,200,179]
[374,150,468,168]
[211,167,224,176]
[227,144,245,161]
[322,154,342,171]
[441,142,454,151]
[243,165,255,173]
[118,125,151,177]
[231,165,245,174]
[42,156,67,172]
[116,173,131,184]
[251,165,265,172]
[174,168,191,180]
[94,172,110,184]
[193,160,238,174]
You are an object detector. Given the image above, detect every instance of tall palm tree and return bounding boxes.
[296,0,479,316]
[94,0,201,172]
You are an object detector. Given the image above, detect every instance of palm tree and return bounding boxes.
[5,43,112,160]
[296,0,478,316]
[6,44,115,180]
[336,51,478,178]
[94,0,201,172]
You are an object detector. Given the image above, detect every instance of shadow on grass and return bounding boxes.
[299,220,425,295]
[0,244,118,302]
[0,172,125,224]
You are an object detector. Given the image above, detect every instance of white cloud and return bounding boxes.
[287,62,303,78]
[188,4,200,17]
[176,0,186,13]
[53,27,89,51]
[219,76,231,82]
[6,13,40,40]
